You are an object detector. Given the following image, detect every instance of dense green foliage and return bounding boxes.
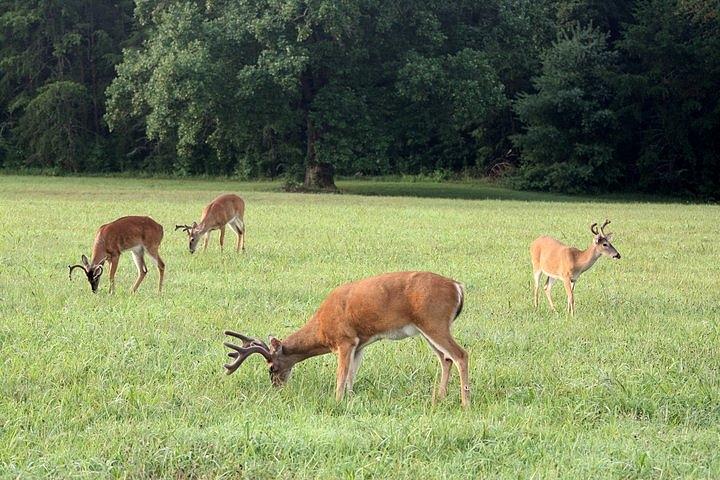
[1,1,718,194]
[1,175,719,477]
[615,0,720,196]
[0,0,135,171]
[513,25,619,193]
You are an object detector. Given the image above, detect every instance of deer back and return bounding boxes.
[92,216,163,259]
[313,271,463,347]
[200,194,245,229]
[530,236,579,276]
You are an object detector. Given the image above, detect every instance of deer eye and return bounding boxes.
[603,243,608,247]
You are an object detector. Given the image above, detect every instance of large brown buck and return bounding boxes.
[176,194,245,253]
[68,216,165,293]
[223,271,470,407]
[531,219,620,315]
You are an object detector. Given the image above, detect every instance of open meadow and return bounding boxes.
[1,175,719,478]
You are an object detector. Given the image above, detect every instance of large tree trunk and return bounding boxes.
[303,113,337,191]
[304,161,336,190]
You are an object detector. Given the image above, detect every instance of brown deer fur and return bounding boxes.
[68,216,165,293]
[531,220,620,315]
[176,194,245,253]
[223,271,470,407]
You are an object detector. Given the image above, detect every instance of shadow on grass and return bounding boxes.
[0,172,706,204]
[336,179,694,204]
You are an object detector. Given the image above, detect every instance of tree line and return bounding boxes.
[1,0,718,196]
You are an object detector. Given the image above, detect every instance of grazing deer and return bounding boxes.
[531,219,621,315]
[223,271,470,407]
[175,194,245,253]
[68,216,165,293]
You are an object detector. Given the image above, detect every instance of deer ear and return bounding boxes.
[594,235,602,244]
[269,336,283,354]
[192,221,197,229]
[605,233,613,242]
[81,255,90,267]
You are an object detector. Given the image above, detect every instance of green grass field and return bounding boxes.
[1,175,719,478]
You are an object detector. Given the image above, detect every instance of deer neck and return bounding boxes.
[90,238,108,265]
[281,320,331,364]
[576,243,602,275]
[195,220,212,235]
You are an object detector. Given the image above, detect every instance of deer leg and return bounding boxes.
[230,219,245,252]
[146,246,165,293]
[219,225,226,252]
[229,221,240,252]
[335,341,357,402]
[238,219,245,251]
[130,247,147,293]
[563,278,574,316]
[426,341,453,404]
[204,231,211,251]
[544,277,557,312]
[346,348,365,393]
[533,270,542,308]
[419,326,470,408]
[108,255,120,294]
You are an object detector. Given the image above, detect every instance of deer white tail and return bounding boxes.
[453,282,464,321]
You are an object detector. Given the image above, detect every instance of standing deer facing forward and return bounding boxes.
[176,194,245,253]
[223,272,470,407]
[68,216,165,293]
[531,219,620,315]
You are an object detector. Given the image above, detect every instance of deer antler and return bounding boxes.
[175,224,192,233]
[223,341,273,375]
[68,264,87,279]
[599,219,611,236]
[590,223,599,235]
[224,330,269,350]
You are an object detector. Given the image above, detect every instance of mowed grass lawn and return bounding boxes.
[1,175,719,478]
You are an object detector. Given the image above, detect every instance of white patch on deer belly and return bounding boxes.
[542,270,561,280]
[367,325,419,344]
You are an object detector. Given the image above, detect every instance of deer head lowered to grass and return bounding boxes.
[530,219,621,315]
[68,216,165,293]
[222,271,471,407]
[176,193,245,254]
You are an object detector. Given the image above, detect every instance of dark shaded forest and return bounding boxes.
[1,0,718,195]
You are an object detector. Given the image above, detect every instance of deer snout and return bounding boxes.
[613,253,621,259]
